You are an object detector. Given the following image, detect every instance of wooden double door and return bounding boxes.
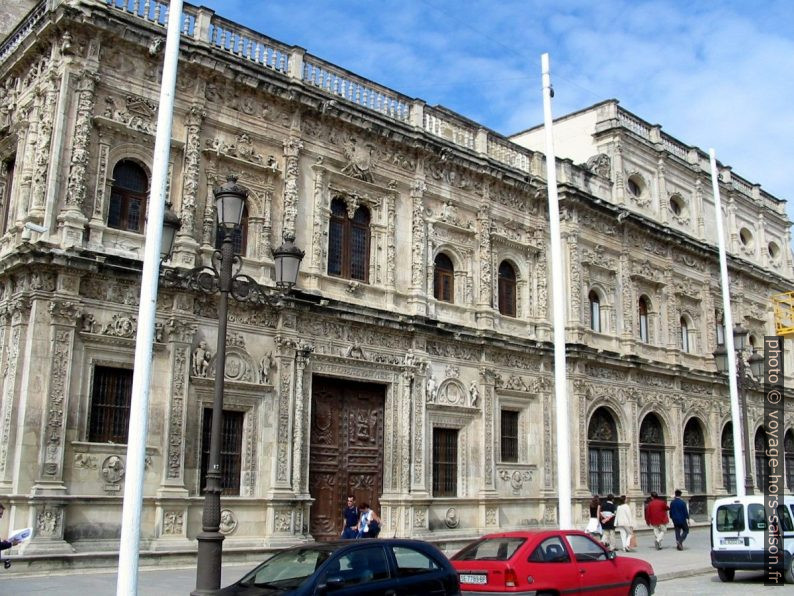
[309,377,385,541]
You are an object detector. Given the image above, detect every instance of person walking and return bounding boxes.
[340,495,359,539]
[615,496,636,552]
[645,491,670,550]
[669,489,690,550]
[585,495,602,539]
[356,503,381,539]
[1,503,21,568]
[599,494,617,550]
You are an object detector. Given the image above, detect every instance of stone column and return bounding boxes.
[480,369,497,494]
[309,163,327,277]
[172,105,206,267]
[410,359,429,495]
[271,336,296,493]
[87,136,110,248]
[58,71,98,247]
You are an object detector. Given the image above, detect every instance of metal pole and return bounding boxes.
[193,234,233,594]
[117,2,183,594]
[737,357,754,495]
[541,53,572,529]
[709,149,745,498]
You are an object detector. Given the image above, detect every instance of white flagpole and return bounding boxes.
[541,53,572,529]
[116,1,184,593]
[709,149,745,498]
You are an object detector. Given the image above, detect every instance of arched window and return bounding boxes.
[683,419,706,494]
[785,430,794,492]
[215,205,248,255]
[588,408,619,495]
[722,423,735,494]
[433,253,454,303]
[754,428,767,491]
[639,413,665,494]
[680,317,690,353]
[327,198,370,282]
[108,160,148,232]
[638,296,649,343]
[588,290,601,332]
[498,261,517,317]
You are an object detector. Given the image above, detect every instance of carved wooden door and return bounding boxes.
[309,377,384,541]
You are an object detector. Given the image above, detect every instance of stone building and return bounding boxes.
[0,0,791,560]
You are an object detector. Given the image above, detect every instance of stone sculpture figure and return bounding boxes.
[193,341,211,377]
[426,375,437,403]
[469,381,479,407]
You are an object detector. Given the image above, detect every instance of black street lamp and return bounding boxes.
[161,175,303,594]
[713,323,764,496]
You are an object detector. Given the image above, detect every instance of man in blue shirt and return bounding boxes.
[669,489,690,550]
[341,495,359,539]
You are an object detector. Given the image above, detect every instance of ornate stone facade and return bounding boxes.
[0,0,791,565]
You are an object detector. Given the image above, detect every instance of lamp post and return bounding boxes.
[713,323,764,496]
[161,175,303,594]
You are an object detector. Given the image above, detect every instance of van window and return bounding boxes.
[779,505,793,532]
[748,504,766,530]
[716,504,745,532]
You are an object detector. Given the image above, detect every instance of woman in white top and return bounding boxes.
[615,495,636,552]
[356,503,381,539]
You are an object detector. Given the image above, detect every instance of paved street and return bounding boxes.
[2,526,781,595]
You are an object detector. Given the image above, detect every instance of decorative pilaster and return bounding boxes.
[87,137,110,247]
[291,343,314,496]
[281,137,303,240]
[410,358,429,495]
[272,336,296,491]
[21,502,74,555]
[309,163,327,275]
[172,105,205,266]
[0,298,30,490]
[480,368,497,493]
[159,318,196,495]
[408,178,427,311]
[476,203,494,328]
[34,299,82,490]
[28,70,59,220]
[59,71,98,246]
[201,172,216,247]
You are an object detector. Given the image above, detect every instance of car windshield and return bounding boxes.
[239,546,335,590]
[452,537,525,561]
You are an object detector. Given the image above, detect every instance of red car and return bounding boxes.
[450,530,656,596]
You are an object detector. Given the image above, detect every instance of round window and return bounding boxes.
[739,227,754,248]
[669,195,684,216]
[768,241,780,259]
[627,177,642,196]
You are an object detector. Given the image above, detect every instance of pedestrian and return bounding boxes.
[615,495,636,552]
[585,495,602,538]
[356,503,381,539]
[1,503,21,568]
[599,493,617,550]
[669,489,690,550]
[645,491,670,550]
[340,495,359,539]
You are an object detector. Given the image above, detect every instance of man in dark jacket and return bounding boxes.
[599,494,617,550]
[669,489,690,550]
[341,495,359,539]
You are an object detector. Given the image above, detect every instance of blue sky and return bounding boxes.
[195,0,794,231]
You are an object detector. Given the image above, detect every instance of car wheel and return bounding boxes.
[717,568,735,582]
[629,576,650,596]
[784,556,794,584]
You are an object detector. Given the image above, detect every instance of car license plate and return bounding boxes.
[720,537,743,545]
[460,573,487,584]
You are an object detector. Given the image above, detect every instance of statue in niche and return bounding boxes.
[260,352,274,384]
[440,200,458,224]
[426,375,437,403]
[469,381,479,407]
[341,136,374,182]
[193,341,211,377]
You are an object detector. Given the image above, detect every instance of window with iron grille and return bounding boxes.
[433,253,454,302]
[684,419,706,493]
[108,160,148,233]
[754,429,767,491]
[500,410,519,463]
[215,206,248,256]
[88,366,133,443]
[432,428,458,497]
[722,423,736,493]
[327,198,370,282]
[498,261,516,317]
[639,414,665,494]
[587,408,619,495]
[200,408,244,496]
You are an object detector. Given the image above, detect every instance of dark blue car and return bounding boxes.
[218,538,461,595]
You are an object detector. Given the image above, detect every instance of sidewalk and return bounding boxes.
[0,527,714,594]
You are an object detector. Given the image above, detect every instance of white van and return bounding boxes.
[710,495,794,583]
